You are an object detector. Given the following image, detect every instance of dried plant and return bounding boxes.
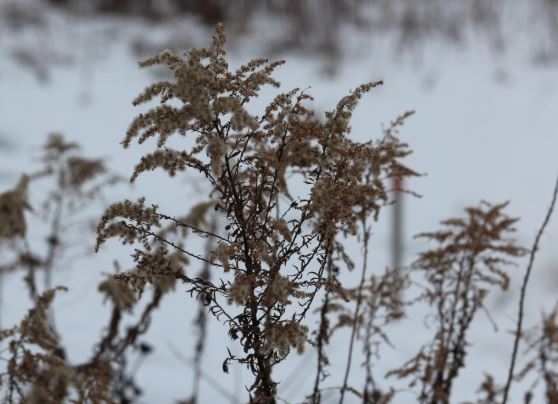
[0,175,31,241]
[387,202,527,403]
[0,134,160,403]
[517,303,558,403]
[503,174,558,403]
[1,133,119,337]
[186,216,218,404]
[2,23,558,404]
[0,287,71,403]
[0,274,163,403]
[95,23,416,403]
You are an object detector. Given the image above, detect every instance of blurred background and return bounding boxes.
[1,1,557,403]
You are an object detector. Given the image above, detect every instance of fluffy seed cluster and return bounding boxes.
[228,273,253,305]
[263,321,308,358]
[96,198,160,251]
[271,218,291,242]
[262,274,293,306]
[0,175,31,240]
[211,240,234,272]
[98,277,137,311]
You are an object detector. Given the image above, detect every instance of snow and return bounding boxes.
[0,3,557,403]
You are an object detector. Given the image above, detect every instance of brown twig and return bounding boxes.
[311,249,333,404]
[502,173,558,403]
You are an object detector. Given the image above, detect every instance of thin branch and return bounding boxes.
[43,186,64,339]
[167,342,240,404]
[22,239,38,303]
[191,216,217,403]
[156,212,230,243]
[339,217,371,404]
[311,250,333,404]
[502,173,558,404]
[142,227,224,269]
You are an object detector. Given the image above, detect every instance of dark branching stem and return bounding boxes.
[7,337,25,402]
[44,187,64,339]
[141,227,223,268]
[191,217,217,403]
[362,303,378,401]
[116,288,163,357]
[90,287,162,367]
[44,190,63,291]
[93,306,122,363]
[502,173,558,404]
[156,212,230,243]
[22,239,38,303]
[311,250,334,404]
[221,138,276,402]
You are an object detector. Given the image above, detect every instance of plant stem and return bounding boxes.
[502,173,558,403]
[339,217,370,404]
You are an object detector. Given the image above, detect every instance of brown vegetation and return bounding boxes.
[0,24,557,404]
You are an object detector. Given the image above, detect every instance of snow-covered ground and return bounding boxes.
[1,3,557,403]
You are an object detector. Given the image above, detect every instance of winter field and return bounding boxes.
[0,1,557,403]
